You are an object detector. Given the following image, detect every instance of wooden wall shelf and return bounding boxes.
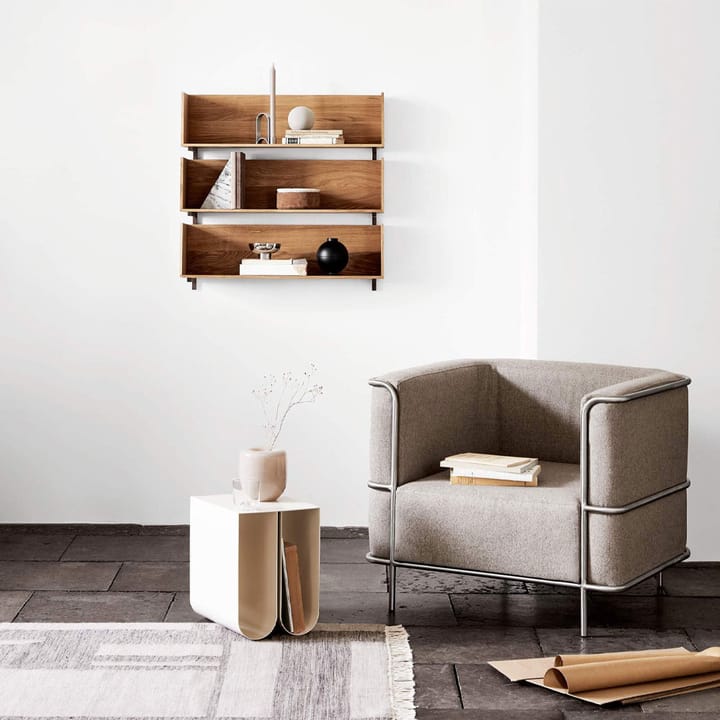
[180,92,384,290]
[181,158,383,213]
[182,94,384,147]
[182,224,383,279]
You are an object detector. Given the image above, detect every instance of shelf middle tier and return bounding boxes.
[181,158,383,213]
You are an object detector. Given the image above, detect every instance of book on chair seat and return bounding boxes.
[450,464,541,487]
[442,453,541,486]
[441,453,538,474]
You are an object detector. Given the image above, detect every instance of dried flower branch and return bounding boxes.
[251,363,323,450]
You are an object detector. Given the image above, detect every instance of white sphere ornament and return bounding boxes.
[288,106,315,131]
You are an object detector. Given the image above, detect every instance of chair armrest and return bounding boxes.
[583,371,690,507]
[369,360,498,487]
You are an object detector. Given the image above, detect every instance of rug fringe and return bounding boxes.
[385,625,416,720]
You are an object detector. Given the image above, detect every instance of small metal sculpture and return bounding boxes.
[249,242,281,260]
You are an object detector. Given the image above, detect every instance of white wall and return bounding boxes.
[538,0,720,558]
[0,0,538,524]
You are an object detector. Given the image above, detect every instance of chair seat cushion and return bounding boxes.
[369,461,581,583]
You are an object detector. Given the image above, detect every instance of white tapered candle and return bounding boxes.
[270,63,276,144]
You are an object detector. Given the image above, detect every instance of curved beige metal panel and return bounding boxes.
[237,512,279,640]
[278,508,320,636]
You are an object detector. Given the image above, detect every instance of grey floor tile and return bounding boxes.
[686,628,720,649]
[139,525,189,536]
[525,580,658,596]
[61,535,189,562]
[0,591,31,621]
[418,712,563,720]
[319,591,457,626]
[16,591,173,622]
[320,538,369,563]
[561,713,646,718]
[456,663,616,712]
[0,534,75,561]
[663,566,720,597]
[535,627,693,656]
[413,664,462,709]
[399,569,526,594]
[110,562,189,591]
[320,563,386,592]
[164,592,209,622]
[451,594,581,628]
[0,561,120,591]
[590,596,720,629]
[408,626,541,664]
[0,524,140,535]
[320,526,368,539]
[641,687,720,713]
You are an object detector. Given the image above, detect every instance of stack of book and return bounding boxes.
[440,453,541,487]
[282,129,344,145]
[239,258,308,276]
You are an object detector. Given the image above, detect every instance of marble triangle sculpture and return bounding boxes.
[201,152,245,209]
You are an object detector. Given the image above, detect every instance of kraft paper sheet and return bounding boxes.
[489,646,720,705]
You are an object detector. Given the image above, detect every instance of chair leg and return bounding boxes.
[388,563,397,613]
[580,587,588,637]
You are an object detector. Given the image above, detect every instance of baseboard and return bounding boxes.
[0,523,370,539]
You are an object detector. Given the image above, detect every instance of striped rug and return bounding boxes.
[0,622,415,719]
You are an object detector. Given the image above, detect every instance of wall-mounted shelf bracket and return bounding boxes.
[187,277,197,290]
[371,279,377,291]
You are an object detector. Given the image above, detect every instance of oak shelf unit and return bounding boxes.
[180,93,384,290]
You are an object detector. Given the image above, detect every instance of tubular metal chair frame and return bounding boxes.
[366,375,691,637]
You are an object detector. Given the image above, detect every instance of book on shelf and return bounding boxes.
[282,542,305,633]
[441,453,538,475]
[282,136,345,145]
[200,151,245,209]
[241,258,307,265]
[285,129,344,136]
[450,464,541,487]
[239,258,308,276]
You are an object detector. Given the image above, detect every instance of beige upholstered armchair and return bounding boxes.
[367,360,690,635]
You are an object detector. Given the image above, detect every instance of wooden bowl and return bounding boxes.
[276,188,320,210]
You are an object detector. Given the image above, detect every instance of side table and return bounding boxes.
[189,494,320,640]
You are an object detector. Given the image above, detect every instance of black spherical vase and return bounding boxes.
[316,237,349,275]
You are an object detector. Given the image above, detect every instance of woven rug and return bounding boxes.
[0,622,414,720]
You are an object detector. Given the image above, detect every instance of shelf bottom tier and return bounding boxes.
[182,224,383,278]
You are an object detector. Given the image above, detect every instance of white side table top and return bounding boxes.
[191,494,319,515]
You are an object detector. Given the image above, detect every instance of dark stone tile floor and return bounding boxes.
[1,525,719,717]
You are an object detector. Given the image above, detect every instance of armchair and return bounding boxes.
[367,359,690,636]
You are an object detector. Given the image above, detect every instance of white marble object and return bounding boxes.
[201,158,233,209]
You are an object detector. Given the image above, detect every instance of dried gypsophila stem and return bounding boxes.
[251,363,323,450]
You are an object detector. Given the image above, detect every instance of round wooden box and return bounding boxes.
[276,188,320,210]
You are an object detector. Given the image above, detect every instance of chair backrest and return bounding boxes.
[490,360,657,464]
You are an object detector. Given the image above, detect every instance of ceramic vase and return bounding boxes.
[238,448,286,502]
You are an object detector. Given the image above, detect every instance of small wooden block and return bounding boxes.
[276,188,320,209]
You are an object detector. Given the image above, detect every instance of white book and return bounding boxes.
[447,465,541,483]
[282,136,344,145]
[240,265,308,276]
[241,258,307,266]
[285,129,344,136]
[441,453,538,474]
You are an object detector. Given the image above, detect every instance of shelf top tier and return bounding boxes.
[182,93,384,147]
